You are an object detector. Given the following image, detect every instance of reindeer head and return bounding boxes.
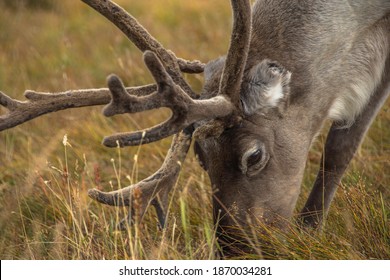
[194,56,312,252]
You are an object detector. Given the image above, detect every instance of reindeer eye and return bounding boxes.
[240,144,269,177]
[247,149,262,167]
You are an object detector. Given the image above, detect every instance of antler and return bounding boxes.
[218,0,252,106]
[87,0,252,229]
[0,85,155,132]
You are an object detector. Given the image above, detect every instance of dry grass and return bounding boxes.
[0,0,389,260]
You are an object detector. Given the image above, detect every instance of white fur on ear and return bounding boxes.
[241,59,291,115]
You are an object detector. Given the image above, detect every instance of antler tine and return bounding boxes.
[88,130,192,229]
[0,85,156,132]
[102,51,235,147]
[81,0,204,98]
[218,0,252,107]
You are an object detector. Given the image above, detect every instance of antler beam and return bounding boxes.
[88,129,192,229]
[81,0,204,98]
[218,0,252,107]
[0,85,156,132]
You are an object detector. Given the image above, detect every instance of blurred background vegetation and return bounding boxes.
[1,0,54,10]
[0,0,389,259]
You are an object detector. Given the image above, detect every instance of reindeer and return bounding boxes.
[0,0,389,256]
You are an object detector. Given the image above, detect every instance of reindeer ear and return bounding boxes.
[240,59,291,116]
[204,57,226,83]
